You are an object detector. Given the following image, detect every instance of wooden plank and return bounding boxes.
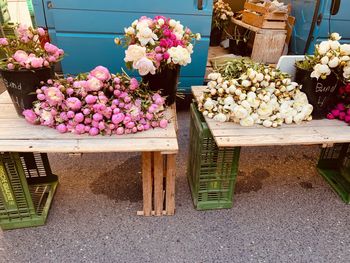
[137,210,167,216]
[232,18,286,34]
[142,152,152,216]
[165,154,176,216]
[153,152,163,216]
[251,31,286,64]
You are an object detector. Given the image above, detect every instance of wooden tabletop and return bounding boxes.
[192,86,350,148]
[0,91,178,153]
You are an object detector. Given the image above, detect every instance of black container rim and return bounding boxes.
[0,66,53,73]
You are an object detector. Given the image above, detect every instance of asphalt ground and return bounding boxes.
[0,105,349,262]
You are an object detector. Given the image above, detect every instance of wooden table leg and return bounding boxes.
[165,154,176,215]
[153,152,163,216]
[141,152,152,216]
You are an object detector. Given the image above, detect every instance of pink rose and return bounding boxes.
[13,50,29,63]
[23,109,38,124]
[88,66,111,81]
[86,77,103,91]
[0,38,8,45]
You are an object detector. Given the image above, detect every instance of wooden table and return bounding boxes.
[0,91,178,217]
[231,18,286,64]
[192,86,350,203]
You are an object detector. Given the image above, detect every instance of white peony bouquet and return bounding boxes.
[212,0,234,30]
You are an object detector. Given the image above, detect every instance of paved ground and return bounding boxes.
[0,99,349,262]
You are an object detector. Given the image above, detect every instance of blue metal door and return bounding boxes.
[32,0,213,93]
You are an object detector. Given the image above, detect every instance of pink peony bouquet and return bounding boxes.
[0,24,64,70]
[116,16,201,76]
[327,83,350,123]
[23,66,169,135]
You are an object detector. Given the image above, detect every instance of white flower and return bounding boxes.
[204,99,215,110]
[169,19,176,27]
[320,56,329,65]
[328,57,340,68]
[329,40,340,50]
[196,33,201,40]
[293,113,304,124]
[248,70,256,80]
[285,116,293,124]
[318,41,330,55]
[330,32,341,41]
[256,73,264,82]
[247,91,256,99]
[341,56,350,61]
[228,85,236,94]
[224,96,234,105]
[262,120,272,128]
[124,27,135,35]
[220,14,227,20]
[208,72,220,80]
[134,57,156,76]
[131,20,138,27]
[241,100,251,110]
[214,113,227,122]
[136,20,149,30]
[241,80,251,87]
[340,44,350,55]
[158,18,165,26]
[233,105,248,119]
[257,103,273,118]
[310,63,331,79]
[136,26,158,46]
[343,66,350,79]
[187,43,194,54]
[124,45,146,64]
[207,80,217,89]
[240,116,254,126]
[167,46,192,66]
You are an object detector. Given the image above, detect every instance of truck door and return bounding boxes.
[32,0,213,92]
[329,0,350,41]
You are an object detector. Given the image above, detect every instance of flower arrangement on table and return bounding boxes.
[23,66,168,135]
[296,33,350,81]
[210,0,234,46]
[0,24,63,70]
[116,16,200,105]
[198,59,313,127]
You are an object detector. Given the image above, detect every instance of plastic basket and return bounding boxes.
[317,143,350,204]
[0,152,58,230]
[187,103,240,210]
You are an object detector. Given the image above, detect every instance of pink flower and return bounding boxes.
[44,42,59,54]
[44,87,64,106]
[163,52,170,60]
[67,111,75,119]
[129,78,139,90]
[134,57,156,76]
[13,50,29,63]
[47,56,57,63]
[126,121,135,129]
[88,66,111,81]
[23,109,38,124]
[0,38,8,45]
[112,113,125,124]
[159,119,168,128]
[331,109,340,117]
[30,57,44,68]
[56,124,67,133]
[37,28,45,36]
[66,88,74,95]
[7,63,14,70]
[336,103,346,111]
[345,115,350,123]
[89,127,99,136]
[339,112,346,120]
[75,124,85,134]
[83,108,91,115]
[37,93,45,100]
[345,85,350,93]
[86,77,103,91]
[155,53,163,62]
[60,112,68,121]
[74,113,84,123]
[66,97,82,111]
[85,95,97,104]
[116,127,124,135]
[93,113,103,122]
[327,113,335,120]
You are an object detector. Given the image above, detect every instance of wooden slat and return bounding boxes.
[165,154,176,215]
[192,86,350,147]
[142,152,152,216]
[153,152,163,216]
[231,18,287,34]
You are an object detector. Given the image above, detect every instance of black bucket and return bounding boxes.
[229,39,248,56]
[210,27,222,47]
[142,66,180,106]
[0,67,54,116]
[295,67,339,119]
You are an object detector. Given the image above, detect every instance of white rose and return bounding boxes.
[328,57,340,68]
[233,105,248,119]
[293,113,304,124]
[124,44,146,64]
[257,103,273,118]
[224,96,234,105]
[330,32,341,41]
[169,19,176,27]
[318,41,330,55]
[247,91,256,99]
[167,46,191,66]
[134,57,156,76]
[248,70,256,80]
[241,100,251,110]
[204,99,215,110]
[158,18,165,26]
[340,44,350,55]
[124,27,135,35]
[241,80,251,87]
[207,80,217,89]
[262,120,272,128]
[240,116,254,126]
[136,20,149,30]
[329,40,340,50]
[256,73,264,82]
[208,72,220,80]
[136,26,158,46]
[320,56,329,65]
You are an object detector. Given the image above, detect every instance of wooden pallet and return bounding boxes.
[242,2,288,29]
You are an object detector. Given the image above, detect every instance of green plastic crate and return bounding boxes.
[317,143,350,204]
[187,103,240,210]
[0,152,58,230]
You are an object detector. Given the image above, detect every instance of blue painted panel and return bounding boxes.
[51,9,212,35]
[32,0,46,27]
